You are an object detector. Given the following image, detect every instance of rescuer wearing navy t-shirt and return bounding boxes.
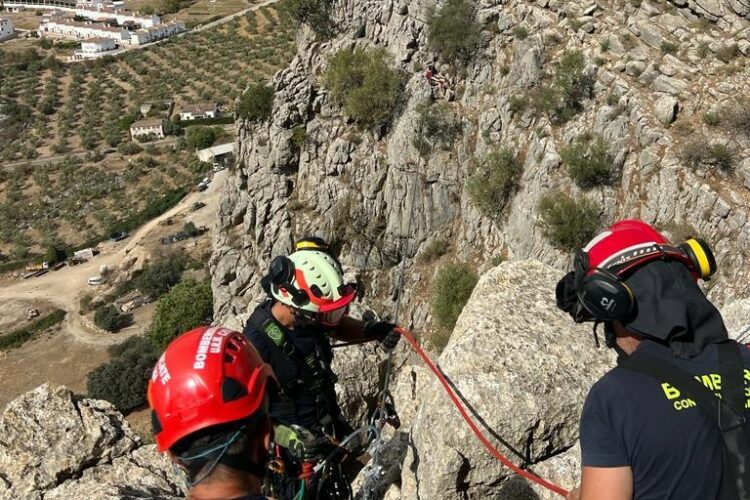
[555,220,750,500]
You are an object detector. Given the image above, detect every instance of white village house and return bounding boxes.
[0,17,15,40]
[130,20,184,45]
[179,102,219,121]
[40,15,130,43]
[130,118,165,141]
[71,36,116,59]
[73,7,159,27]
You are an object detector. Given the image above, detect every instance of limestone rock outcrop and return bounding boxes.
[212,0,750,337]
[0,384,186,500]
[393,260,614,500]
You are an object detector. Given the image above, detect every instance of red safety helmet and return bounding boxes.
[574,219,716,322]
[147,326,275,452]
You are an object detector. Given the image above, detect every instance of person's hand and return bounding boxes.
[566,485,581,500]
[364,321,401,349]
[275,424,336,462]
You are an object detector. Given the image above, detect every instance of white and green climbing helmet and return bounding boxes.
[268,250,356,326]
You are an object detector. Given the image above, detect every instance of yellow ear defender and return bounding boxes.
[677,238,717,280]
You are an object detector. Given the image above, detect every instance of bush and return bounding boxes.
[534,51,594,123]
[660,41,678,54]
[413,101,461,152]
[538,192,601,251]
[431,263,478,332]
[133,255,186,298]
[94,304,132,332]
[0,309,66,350]
[236,83,274,122]
[117,141,142,155]
[716,44,739,63]
[680,137,735,172]
[284,0,334,38]
[419,238,449,263]
[185,126,216,150]
[324,48,403,129]
[87,336,158,413]
[513,26,529,39]
[703,111,721,126]
[467,147,523,217]
[560,133,614,188]
[148,280,213,349]
[291,125,307,149]
[509,95,528,114]
[427,0,481,66]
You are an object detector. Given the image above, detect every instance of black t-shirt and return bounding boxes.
[580,340,750,500]
[243,302,340,429]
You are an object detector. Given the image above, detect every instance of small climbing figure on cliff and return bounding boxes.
[246,236,402,499]
[424,63,452,100]
[555,219,750,500]
[147,326,277,500]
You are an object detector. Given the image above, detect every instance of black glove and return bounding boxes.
[300,435,337,462]
[364,321,401,349]
[278,425,337,462]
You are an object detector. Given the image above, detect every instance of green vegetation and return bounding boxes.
[185,126,218,150]
[419,238,449,263]
[680,138,735,172]
[94,305,133,332]
[703,111,721,126]
[720,100,750,136]
[148,280,213,349]
[324,48,403,129]
[427,0,481,66]
[0,309,66,351]
[534,51,594,123]
[86,336,158,413]
[560,133,614,188]
[660,41,678,54]
[283,0,334,38]
[431,263,478,333]
[291,125,307,149]
[236,83,275,122]
[513,26,529,40]
[0,9,296,259]
[508,95,528,114]
[467,147,524,217]
[538,192,601,251]
[716,43,739,63]
[414,101,461,152]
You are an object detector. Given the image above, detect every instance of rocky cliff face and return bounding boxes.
[0,384,186,500]
[202,0,750,497]
[211,0,750,334]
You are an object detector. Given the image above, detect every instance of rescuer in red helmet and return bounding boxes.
[148,326,276,500]
[555,220,750,500]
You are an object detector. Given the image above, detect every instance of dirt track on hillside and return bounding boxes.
[0,171,227,409]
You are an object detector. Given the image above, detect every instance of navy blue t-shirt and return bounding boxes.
[580,340,750,500]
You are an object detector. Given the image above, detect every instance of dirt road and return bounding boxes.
[0,169,228,347]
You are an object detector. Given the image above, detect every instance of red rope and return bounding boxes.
[395,328,569,497]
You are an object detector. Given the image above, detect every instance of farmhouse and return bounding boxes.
[0,17,15,41]
[179,102,219,121]
[76,36,116,55]
[130,118,165,141]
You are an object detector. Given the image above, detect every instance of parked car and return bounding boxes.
[109,231,129,242]
[196,183,208,192]
[87,276,106,286]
